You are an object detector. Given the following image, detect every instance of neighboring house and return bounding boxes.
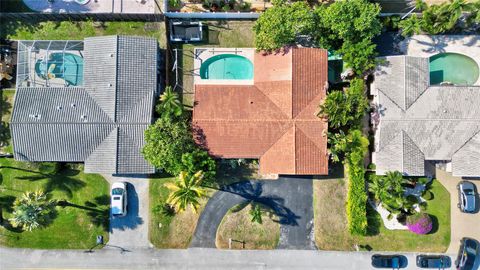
[11,35,158,175]
[193,48,329,175]
[372,55,480,177]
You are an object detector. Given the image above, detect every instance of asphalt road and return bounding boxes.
[190,176,315,249]
[0,247,456,270]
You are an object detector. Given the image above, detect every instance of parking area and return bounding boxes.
[436,168,480,254]
[103,175,152,249]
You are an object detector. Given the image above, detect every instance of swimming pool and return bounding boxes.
[200,54,253,80]
[35,53,84,86]
[429,53,479,85]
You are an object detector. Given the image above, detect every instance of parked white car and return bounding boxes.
[111,182,128,217]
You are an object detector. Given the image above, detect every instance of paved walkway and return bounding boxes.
[0,247,454,270]
[435,168,480,254]
[190,176,316,250]
[103,175,152,249]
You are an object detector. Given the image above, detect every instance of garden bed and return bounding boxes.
[216,203,279,249]
[0,89,14,154]
[313,178,450,252]
[168,0,272,13]
[0,159,110,249]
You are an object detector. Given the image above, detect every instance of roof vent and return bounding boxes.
[109,53,114,57]
[443,109,448,113]
[71,103,76,108]
[29,114,41,120]
[56,106,62,110]
[108,83,113,87]
[81,114,87,122]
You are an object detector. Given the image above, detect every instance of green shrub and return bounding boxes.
[419,201,428,211]
[422,190,434,201]
[344,130,369,236]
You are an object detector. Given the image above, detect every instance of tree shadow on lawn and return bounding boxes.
[57,195,110,232]
[428,215,439,234]
[366,204,382,236]
[13,167,85,199]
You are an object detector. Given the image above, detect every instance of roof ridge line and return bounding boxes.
[252,85,291,119]
[258,123,294,162]
[452,128,480,157]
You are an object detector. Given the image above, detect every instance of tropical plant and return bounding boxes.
[249,204,263,224]
[319,78,369,129]
[328,129,369,163]
[406,212,433,234]
[168,0,182,9]
[180,149,217,185]
[156,86,183,119]
[9,190,56,231]
[142,117,196,176]
[399,14,422,37]
[340,39,378,74]
[253,1,316,51]
[165,171,207,213]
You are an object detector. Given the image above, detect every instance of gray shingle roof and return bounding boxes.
[374,55,480,176]
[12,36,157,175]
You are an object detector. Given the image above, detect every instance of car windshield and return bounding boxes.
[112,188,124,195]
[461,242,477,267]
[113,197,121,200]
[464,189,475,195]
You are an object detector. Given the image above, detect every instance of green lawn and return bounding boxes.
[216,203,280,249]
[171,21,256,107]
[0,159,110,249]
[0,89,14,154]
[149,175,213,248]
[314,178,450,252]
[3,21,166,48]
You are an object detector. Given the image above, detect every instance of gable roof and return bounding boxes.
[374,55,480,176]
[11,36,157,175]
[193,48,328,175]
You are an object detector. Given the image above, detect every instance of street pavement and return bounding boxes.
[0,247,456,269]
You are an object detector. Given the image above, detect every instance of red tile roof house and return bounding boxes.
[192,48,329,175]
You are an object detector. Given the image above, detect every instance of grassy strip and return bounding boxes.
[216,203,279,250]
[0,159,109,249]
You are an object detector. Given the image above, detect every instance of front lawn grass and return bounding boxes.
[149,175,212,248]
[216,203,280,249]
[0,159,110,249]
[3,21,166,48]
[171,21,255,107]
[314,178,450,252]
[0,89,14,153]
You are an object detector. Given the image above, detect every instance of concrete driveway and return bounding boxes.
[436,168,480,254]
[103,175,152,249]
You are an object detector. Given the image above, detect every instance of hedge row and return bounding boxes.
[345,131,369,236]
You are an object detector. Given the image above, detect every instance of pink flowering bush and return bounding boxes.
[406,213,433,234]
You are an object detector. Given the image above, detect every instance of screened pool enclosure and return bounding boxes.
[16,40,84,88]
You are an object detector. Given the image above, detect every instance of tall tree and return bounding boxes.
[9,190,56,231]
[253,1,316,51]
[165,171,207,213]
[142,117,196,176]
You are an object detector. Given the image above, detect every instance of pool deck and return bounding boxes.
[193,48,254,86]
[22,0,156,13]
[402,35,480,85]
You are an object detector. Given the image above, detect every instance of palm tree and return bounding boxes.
[368,176,388,202]
[399,14,422,37]
[157,86,183,118]
[165,171,207,213]
[9,190,56,231]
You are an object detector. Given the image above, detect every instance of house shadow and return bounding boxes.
[109,183,143,232]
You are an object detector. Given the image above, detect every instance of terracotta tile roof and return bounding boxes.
[193,48,328,175]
